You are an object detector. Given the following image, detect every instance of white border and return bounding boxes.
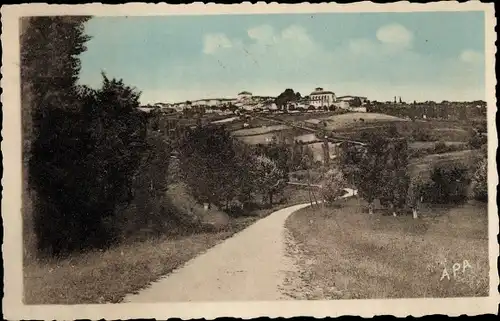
[2,2,498,319]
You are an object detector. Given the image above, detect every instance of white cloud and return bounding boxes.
[203,33,233,54]
[247,25,277,44]
[376,23,413,48]
[460,49,483,64]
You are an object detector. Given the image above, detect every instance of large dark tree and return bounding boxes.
[23,17,151,256]
[275,88,299,110]
[21,16,91,158]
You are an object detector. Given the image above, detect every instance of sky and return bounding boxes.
[78,11,485,104]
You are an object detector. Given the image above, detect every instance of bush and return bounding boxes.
[434,141,448,153]
[471,151,487,202]
[412,127,434,141]
[30,77,148,256]
[320,168,346,204]
[426,165,470,204]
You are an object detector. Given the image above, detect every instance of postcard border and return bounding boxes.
[2,2,498,319]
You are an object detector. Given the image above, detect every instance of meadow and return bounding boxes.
[285,197,489,299]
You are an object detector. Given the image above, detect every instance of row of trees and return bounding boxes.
[327,128,488,218]
[177,125,288,211]
[367,101,487,121]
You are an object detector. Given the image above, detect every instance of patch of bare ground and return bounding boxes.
[285,198,489,299]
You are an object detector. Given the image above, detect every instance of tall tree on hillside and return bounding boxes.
[30,74,148,255]
[22,16,93,255]
[21,16,91,160]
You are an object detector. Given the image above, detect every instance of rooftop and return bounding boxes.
[311,90,335,95]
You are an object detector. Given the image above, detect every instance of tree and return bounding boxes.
[406,172,426,219]
[428,165,470,204]
[340,135,411,215]
[253,155,286,205]
[29,71,148,255]
[21,16,91,160]
[350,97,362,107]
[320,167,346,204]
[380,139,410,216]
[178,125,240,208]
[354,137,389,214]
[276,88,299,110]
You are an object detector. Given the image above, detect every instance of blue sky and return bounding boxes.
[79,11,485,104]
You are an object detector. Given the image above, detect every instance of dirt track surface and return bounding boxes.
[124,189,355,302]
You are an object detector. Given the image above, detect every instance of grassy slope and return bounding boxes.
[23,187,312,304]
[285,197,489,299]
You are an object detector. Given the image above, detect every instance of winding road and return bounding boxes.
[123,188,356,302]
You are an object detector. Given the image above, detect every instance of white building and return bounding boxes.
[309,87,336,108]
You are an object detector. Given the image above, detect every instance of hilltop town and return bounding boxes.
[141,87,369,114]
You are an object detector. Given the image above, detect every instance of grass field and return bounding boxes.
[409,141,468,151]
[408,149,479,180]
[317,112,407,131]
[232,124,290,136]
[23,187,312,304]
[285,197,489,299]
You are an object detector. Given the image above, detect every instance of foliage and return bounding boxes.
[21,16,91,160]
[471,146,487,202]
[252,155,286,205]
[426,164,470,204]
[178,125,235,207]
[29,71,148,256]
[254,142,291,180]
[320,168,346,204]
[339,134,411,214]
[468,129,487,149]
[121,123,173,237]
[381,139,410,210]
[275,88,299,110]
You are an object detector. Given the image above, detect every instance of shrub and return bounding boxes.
[412,127,434,141]
[427,165,470,204]
[29,77,148,256]
[434,141,448,153]
[320,168,346,204]
[471,152,487,202]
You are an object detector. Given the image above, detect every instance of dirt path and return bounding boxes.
[124,189,355,302]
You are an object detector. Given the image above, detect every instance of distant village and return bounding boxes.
[139,86,487,123]
[139,87,369,115]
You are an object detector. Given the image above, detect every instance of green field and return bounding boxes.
[408,150,479,180]
[285,197,488,299]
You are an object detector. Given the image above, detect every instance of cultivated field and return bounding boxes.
[285,197,489,299]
